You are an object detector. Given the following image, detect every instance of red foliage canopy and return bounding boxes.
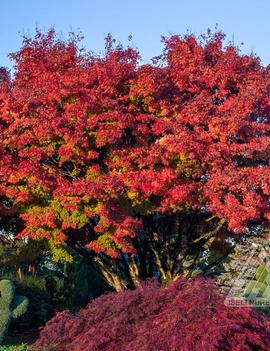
[34,278,270,351]
[0,30,269,256]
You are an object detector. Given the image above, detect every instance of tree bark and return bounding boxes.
[65,211,230,291]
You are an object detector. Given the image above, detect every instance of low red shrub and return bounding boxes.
[33,278,270,351]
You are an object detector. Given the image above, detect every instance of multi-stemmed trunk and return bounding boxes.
[67,211,229,291]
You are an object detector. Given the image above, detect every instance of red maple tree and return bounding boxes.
[0,30,269,289]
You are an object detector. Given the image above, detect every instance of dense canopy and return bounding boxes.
[0,30,269,259]
[34,278,270,351]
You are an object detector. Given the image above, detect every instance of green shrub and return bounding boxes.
[0,344,28,351]
[0,280,28,344]
[244,264,270,316]
[0,275,52,333]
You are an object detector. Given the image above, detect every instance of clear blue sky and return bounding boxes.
[1,0,270,69]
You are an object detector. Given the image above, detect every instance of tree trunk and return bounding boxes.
[66,211,229,291]
[17,266,23,280]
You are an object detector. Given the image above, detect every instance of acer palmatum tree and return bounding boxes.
[33,278,270,351]
[0,30,269,290]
